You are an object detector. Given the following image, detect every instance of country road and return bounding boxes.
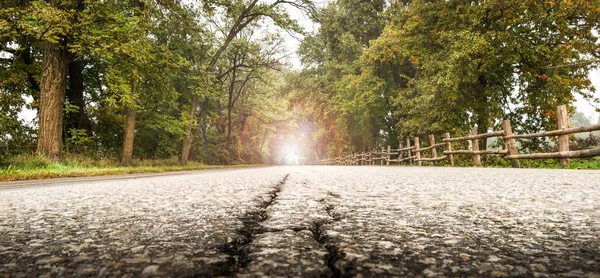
[1,166,599,277]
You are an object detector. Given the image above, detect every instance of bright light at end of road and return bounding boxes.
[283,144,300,165]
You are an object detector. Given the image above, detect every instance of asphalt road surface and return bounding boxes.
[1,166,599,277]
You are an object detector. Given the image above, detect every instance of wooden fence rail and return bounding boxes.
[313,105,600,168]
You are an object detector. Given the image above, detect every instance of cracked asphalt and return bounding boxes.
[1,166,599,277]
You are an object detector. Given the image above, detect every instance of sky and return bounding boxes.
[575,70,600,122]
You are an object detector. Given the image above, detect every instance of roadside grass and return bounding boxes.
[566,157,600,169]
[419,154,600,169]
[2,152,598,182]
[489,156,600,169]
[0,154,261,182]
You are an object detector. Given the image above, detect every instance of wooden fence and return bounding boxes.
[313,105,600,168]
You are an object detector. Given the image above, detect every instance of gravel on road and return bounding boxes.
[1,166,599,277]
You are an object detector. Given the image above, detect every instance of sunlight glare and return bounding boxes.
[282,144,300,165]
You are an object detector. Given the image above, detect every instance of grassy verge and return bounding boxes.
[0,154,262,182]
[486,156,600,169]
[418,155,600,169]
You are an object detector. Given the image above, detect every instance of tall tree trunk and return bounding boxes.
[225,71,236,152]
[121,79,139,166]
[179,95,200,165]
[238,113,249,145]
[477,117,488,151]
[66,59,93,137]
[259,127,269,152]
[226,105,233,150]
[476,75,489,152]
[200,99,208,151]
[237,114,249,161]
[36,41,68,161]
[121,107,137,165]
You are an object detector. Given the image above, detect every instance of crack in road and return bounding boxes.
[310,193,349,278]
[309,220,346,277]
[207,174,289,276]
[207,179,350,277]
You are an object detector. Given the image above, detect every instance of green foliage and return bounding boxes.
[65,128,93,153]
[4,0,597,168]
[4,154,54,169]
[135,114,187,159]
[568,157,600,170]
[293,0,600,160]
[0,94,35,165]
[294,0,387,158]
[196,128,230,164]
[0,1,72,43]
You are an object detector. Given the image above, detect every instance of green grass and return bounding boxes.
[417,153,600,169]
[0,154,261,182]
[2,152,599,182]
[488,156,600,169]
[566,157,600,169]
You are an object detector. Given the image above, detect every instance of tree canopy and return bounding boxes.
[1,0,598,165]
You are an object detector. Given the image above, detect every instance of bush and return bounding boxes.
[570,133,600,151]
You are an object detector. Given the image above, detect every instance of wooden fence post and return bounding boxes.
[371,150,375,165]
[398,143,403,163]
[471,128,481,167]
[557,105,570,168]
[372,149,376,165]
[387,145,391,166]
[429,135,437,166]
[381,147,384,165]
[444,133,454,167]
[414,137,422,166]
[406,138,412,165]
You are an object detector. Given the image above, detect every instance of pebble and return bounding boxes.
[123,257,150,264]
[131,245,145,253]
[36,256,62,265]
[141,265,160,277]
[152,256,171,264]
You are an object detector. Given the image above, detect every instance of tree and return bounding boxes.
[295,0,386,157]
[218,31,283,154]
[4,1,74,160]
[368,0,600,148]
[0,0,159,161]
[178,0,311,165]
[570,111,592,128]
